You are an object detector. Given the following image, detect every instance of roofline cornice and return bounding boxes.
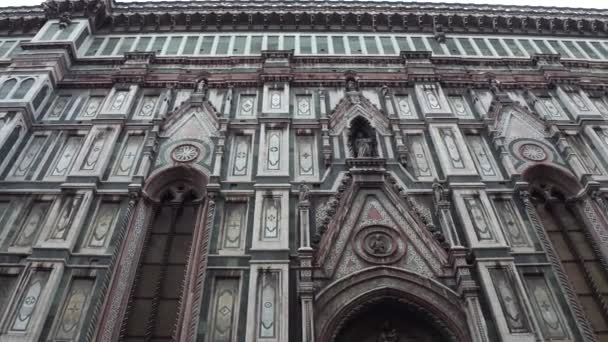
[2,0,608,37]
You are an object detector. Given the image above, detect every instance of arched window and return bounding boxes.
[123,181,203,341]
[526,166,608,340]
[12,78,35,99]
[0,79,17,99]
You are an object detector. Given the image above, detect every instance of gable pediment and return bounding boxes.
[153,101,219,171]
[491,102,547,144]
[315,182,447,282]
[329,91,389,135]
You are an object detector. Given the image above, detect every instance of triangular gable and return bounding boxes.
[153,101,219,171]
[329,92,390,135]
[490,101,547,144]
[161,101,219,138]
[315,178,447,282]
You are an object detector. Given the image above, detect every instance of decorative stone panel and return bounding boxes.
[251,188,290,251]
[429,124,477,176]
[37,191,94,250]
[556,86,602,120]
[414,83,451,117]
[227,131,255,182]
[453,189,507,248]
[1,262,64,342]
[98,84,139,117]
[257,124,290,177]
[245,263,289,342]
[262,83,289,115]
[71,125,120,177]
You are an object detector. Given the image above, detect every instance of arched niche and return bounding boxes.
[12,78,35,99]
[315,267,470,342]
[523,164,608,341]
[0,78,17,99]
[99,165,213,342]
[347,116,379,158]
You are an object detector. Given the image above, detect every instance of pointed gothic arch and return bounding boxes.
[315,267,470,342]
[95,165,213,342]
[523,164,608,341]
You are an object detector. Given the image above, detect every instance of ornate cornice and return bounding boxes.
[3,0,608,36]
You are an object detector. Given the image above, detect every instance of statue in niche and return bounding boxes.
[346,78,359,92]
[195,79,207,94]
[349,117,377,158]
[298,184,310,203]
[377,322,398,342]
[355,132,373,158]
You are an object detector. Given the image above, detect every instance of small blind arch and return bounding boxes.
[12,78,35,99]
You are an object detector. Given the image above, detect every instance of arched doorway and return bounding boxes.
[335,297,449,342]
[315,267,470,342]
[524,165,608,341]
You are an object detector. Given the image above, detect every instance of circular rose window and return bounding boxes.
[520,143,547,161]
[171,144,200,162]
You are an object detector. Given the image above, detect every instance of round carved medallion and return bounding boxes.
[353,225,406,265]
[171,144,200,162]
[520,143,547,161]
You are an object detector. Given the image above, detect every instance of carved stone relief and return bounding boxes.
[79,96,103,119]
[258,270,279,338]
[231,135,251,177]
[12,202,50,248]
[467,135,500,180]
[47,95,71,120]
[262,197,281,239]
[439,128,464,169]
[220,202,247,252]
[524,275,569,339]
[81,129,110,171]
[489,268,529,333]
[47,195,82,241]
[296,95,313,117]
[570,135,602,175]
[464,196,494,242]
[407,134,434,179]
[47,136,82,178]
[110,91,128,111]
[83,201,120,250]
[133,95,158,120]
[12,135,47,178]
[395,95,417,119]
[270,89,282,109]
[238,94,256,117]
[540,97,566,120]
[9,270,50,332]
[53,278,94,340]
[493,198,530,248]
[296,135,316,178]
[519,143,547,162]
[209,277,240,342]
[171,143,200,163]
[448,95,474,119]
[112,135,143,177]
[266,130,282,171]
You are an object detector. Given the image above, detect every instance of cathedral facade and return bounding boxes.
[2,0,608,341]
